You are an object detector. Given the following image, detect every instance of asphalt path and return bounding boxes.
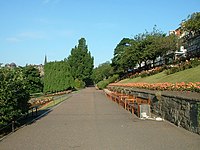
[1,87,200,150]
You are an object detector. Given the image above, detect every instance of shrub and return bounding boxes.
[108,74,119,83]
[165,58,200,75]
[97,74,119,90]
[191,58,200,67]
[74,79,85,89]
[97,80,110,90]
[130,67,164,78]
[0,68,30,126]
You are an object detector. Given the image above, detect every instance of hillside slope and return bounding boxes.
[120,65,200,83]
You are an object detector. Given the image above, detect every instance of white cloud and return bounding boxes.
[5,29,75,44]
[42,0,61,4]
[19,31,45,39]
[53,29,75,38]
[5,37,21,43]
[5,31,47,43]
[94,22,118,29]
[43,0,50,4]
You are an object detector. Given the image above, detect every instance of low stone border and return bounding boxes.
[107,85,200,135]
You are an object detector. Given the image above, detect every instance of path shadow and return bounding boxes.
[0,108,52,140]
[24,108,52,125]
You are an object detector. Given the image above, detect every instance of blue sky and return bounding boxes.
[0,0,199,67]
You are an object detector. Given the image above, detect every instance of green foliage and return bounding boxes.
[97,74,119,90]
[182,12,200,33]
[68,38,94,86]
[112,38,137,73]
[0,68,30,126]
[97,80,109,90]
[43,38,93,93]
[108,74,119,83]
[111,27,178,73]
[92,61,114,83]
[22,65,43,94]
[43,61,74,93]
[165,58,200,75]
[74,79,86,89]
[140,67,165,78]
[198,102,200,129]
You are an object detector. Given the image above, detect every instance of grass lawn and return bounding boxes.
[40,94,71,110]
[120,65,200,83]
[30,92,44,98]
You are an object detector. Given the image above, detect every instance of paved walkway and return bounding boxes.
[1,88,200,150]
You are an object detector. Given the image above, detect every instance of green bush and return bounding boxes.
[97,74,119,90]
[165,58,200,75]
[140,71,148,78]
[97,80,109,90]
[191,58,200,67]
[74,79,85,89]
[0,68,30,126]
[108,74,119,83]
[131,67,164,78]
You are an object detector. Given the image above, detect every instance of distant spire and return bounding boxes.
[44,55,47,65]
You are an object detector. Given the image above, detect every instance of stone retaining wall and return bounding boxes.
[107,86,200,135]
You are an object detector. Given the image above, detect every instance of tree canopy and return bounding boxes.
[68,38,94,86]
[112,27,178,74]
[22,65,43,94]
[182,12,200,33]
[0,68,30,125]
[92,61,114,84]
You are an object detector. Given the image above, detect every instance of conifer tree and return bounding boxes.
[68,38,94,86]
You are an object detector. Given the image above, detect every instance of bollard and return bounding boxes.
[36,107,38,116]
[12,121,15,132]
[32,108,34,116]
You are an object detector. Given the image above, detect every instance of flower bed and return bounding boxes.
[165,58,200,75]
[130,66,164,79]
[46,90,72,96]
[29,97,53,107]
[109,82,200,93]
[128,58,200,79]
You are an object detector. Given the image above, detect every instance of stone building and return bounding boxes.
[34,64,44,77]
[170,26,200,60]
[182,31,200,58]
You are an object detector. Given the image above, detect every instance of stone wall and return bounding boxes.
[107,86,200,135]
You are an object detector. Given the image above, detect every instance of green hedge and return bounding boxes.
[43,61,74,93]
[97,74,119,90]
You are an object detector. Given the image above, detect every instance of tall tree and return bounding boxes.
[111,27,178,73]
[112,38,132,73]
[92,61,114,84]
[182,12,200,33]
[23,65,43,94]
[68,38,94,86]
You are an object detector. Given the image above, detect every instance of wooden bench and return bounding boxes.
[111,92,124,104]
[120,95,135,110]
[127,97,150,117]
[103,89,151,117]
[104,89,113,99]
